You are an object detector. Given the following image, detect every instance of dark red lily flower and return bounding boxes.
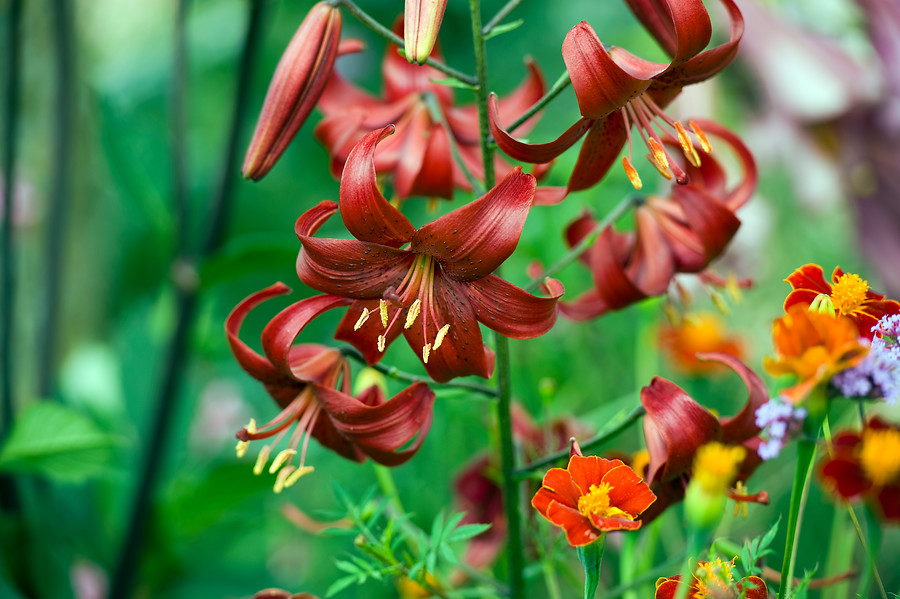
[560,122,755,320]
[294,126,563,383]
[820,416,900,522]
[640,353,769,519]
[655,558,767,599]
[490,0,743,202]
[227,282,435,491]
[784,263,900,339]
[315,20,545,200]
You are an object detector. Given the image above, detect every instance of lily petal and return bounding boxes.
[464,274,562,338]
[699,353,768,443]
[623,0,712,63]
[489,93,593,163]
[226,282,295,384]
[566,115,629,193]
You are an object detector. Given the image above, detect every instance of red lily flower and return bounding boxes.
[227,283,435,491]
[532,455,657,546]
[560,122,755,320]
[655,558,767,599]
[820,416,900,522]
[295,126,563,382]
[784,263,900,339]
[490,0,743,202]
[315,20,545,200]
[640,353,769,519]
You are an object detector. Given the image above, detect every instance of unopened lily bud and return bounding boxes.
[243,2,343,180]
[404,0,448,65]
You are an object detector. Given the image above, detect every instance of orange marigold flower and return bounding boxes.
[764,305,868,402]
[531,455,656,546]
[659,313,744,374]
[784,264,900,339]
[655,558,767,599]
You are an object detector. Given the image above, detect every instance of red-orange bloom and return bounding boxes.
[655,558,767,599]
[659,313,744,374]
[531,455,656,546]
[784,264,900,339]
[765,304,868,402]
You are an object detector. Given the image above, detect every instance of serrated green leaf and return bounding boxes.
[428,77,477,91]
[484,19,524,41]
[447,523,491,543]
[0,402,115,482]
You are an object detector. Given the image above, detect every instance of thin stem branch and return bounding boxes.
[506,70,570,134]
[108,2,265,597]
[341,348,498,397]
[481,0,523,35]
[515,405,645,477]
[846,505,887,599]
[524,195,640,294]
[334,0,477,86]
[422,91,484,196]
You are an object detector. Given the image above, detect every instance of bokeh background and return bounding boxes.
[1,0,899,597]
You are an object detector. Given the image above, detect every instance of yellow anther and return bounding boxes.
[646,153,673,180]
[809,293,836,317]
[433,324,450,350]
[711,291,730,315]
[273,466,297,494]
[622,156,642,190]
[647,137,670,171]
[268,448,297,474]
[726,273,743,305]
[404,299,422,329]
[246,418,257,434]
[354,308,370,330]
[377,335,386,353]
[235,439,250,459]
[422,343,432,364]
[733,481,749,518]
[253,445,272,475]
[674,121,696,157]
[689,120,712,153]
[379,299,389,328]
[284,466,315,488]
[685,146,701,168]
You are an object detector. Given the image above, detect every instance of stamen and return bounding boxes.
[422,343,432,364]
[379,299,389,328]
[273,466,297,494]
[433,324,450,350]
[689,120,712,153]
[377,335,386,353]
[268,448,297,474]
[405,299,422,329]
[646,153,674,180]
[235,418,257,457]
[253,445,272,475]
[674,122,696,158]
[354,308,370,330]
[284,466,315,488]
[622,156,642,190]
[647,137,669,171]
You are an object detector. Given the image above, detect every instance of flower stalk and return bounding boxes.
[777,438,817,599]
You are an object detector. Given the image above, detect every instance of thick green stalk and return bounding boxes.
[776,439,817,599]
[577,537,605,599]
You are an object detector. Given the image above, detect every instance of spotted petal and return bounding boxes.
[464,274,562,339]
[623,0,712,63]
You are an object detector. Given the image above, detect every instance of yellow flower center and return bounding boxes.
[692,443,746,494]
[694,558,737,599]
[860,428,900,487]
[577,482,634,521]
[830,272,869,314]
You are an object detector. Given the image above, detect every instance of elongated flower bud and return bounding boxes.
[243,2,342,180]
[403,0,447,65]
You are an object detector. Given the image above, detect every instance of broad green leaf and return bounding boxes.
[0,403,115,482]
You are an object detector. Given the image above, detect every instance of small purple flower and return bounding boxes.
[832,314,900,405]
[754,396,807,460]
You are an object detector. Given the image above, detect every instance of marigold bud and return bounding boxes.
[243,2,343,180]
[404,0,448,64]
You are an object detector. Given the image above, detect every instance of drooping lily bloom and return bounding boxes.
[315,21,545,200]
[655,558,767,599]
[640,353,769,520]
[227,283,435,492]
[295,126,563,382]
[764,305,869,402]
[532,454,656,546]
[820,416,900,522]
[784,264,900,339]
[490,0,743,202]
[560,122,755,320]
[243,3,356,180]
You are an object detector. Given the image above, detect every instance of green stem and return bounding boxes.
[846,505,887,599]
[577,537,605,599]
[505,70,571,134]
[542,557,563,599]
[468,0,494,189]
[776,439,817,599]
[515,405,645,477]
[821,507,853,599]
[674,529,701,599]
[481,0,523,35]
[422,91,484,196]
[524,195,639,294]
[334,0,477,86]
[341,348,498,398]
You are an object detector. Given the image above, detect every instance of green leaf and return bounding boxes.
[0,403,115,482]
[428,77,477,91]
[326,574,358,597]
[447,523,491,543]
[484,19,524,41]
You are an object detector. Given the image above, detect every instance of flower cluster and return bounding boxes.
[753,396,807,460]
[832,314,900,404]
